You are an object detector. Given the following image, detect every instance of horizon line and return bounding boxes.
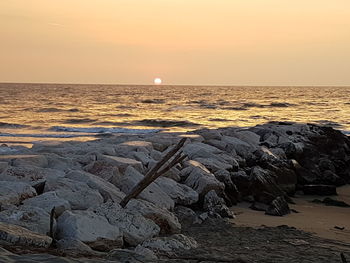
[0,81,350,88]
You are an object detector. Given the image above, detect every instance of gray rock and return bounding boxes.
[22,191,71,216]
[57,210,123,251]
[184,166,224,199]
[0,165,65,187]
[141,234,198,253]
[0,222,52,248]
[126,199,181,234]
[117,166,174,210]
[92,201,160,246]
[0,181,37,206]
[0,154,48,168]
[83,159,122,185]
[0,205,53,235]
[221,135,255,158]
[155,177,199,206]
[203,190,235,218]
[193,157,233,173]
[265,196,290,216]
[99,155,144,173]
[174,206,198,227]
[134,245,158,259]
[44,177,104,210]
[56,238,93,252]
[66,170,125,203]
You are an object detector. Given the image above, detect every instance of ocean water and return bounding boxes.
[0,83,349,144]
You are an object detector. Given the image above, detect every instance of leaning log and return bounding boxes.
[120,138,187,207]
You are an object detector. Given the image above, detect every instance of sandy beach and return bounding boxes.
[234,185,350,243]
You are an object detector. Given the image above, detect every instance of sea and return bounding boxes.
[0,83,349,146]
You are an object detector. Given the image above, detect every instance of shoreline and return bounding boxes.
[0,122,349,262]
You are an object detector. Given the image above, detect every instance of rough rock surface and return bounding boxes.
[141,234,198,253]
[66,170,125,203]
[126,199,181,234]
[117,166,174,210]
[0,222,52,248]
[0,181,37,205]
[22,191,71,216]
[44,177,104,210]
[0,205,53,235]
[265,196,291,216]
[155,177,199,205]
[56,210,123,251]
[92,201,160,246]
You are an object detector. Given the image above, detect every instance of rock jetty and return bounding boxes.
[0,122,349,260]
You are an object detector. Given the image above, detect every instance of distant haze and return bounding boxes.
[1,0,350,85]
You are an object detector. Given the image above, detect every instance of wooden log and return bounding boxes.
[49,206,56,246]
[120,138,187,207]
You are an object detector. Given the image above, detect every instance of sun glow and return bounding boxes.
[154,78,162,85]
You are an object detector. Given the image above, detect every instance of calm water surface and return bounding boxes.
[0,83,349,144]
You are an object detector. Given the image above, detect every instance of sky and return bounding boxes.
[0,0,350,85]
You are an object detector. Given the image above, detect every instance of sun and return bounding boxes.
[154,78,162,85]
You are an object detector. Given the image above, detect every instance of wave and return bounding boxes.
[51,126,161,134]
[63,118,97,124]
[36,107,80,113]
[134,119,201,127]
[269,102,295,108]
[141,99,165,104]
[0,122,29,129]
[0,132,91,138]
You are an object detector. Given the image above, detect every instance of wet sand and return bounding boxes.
[233,185,350,243]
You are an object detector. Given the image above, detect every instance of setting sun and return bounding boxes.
[154,78,162,85]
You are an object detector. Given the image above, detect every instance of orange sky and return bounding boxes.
[1,0,350,85]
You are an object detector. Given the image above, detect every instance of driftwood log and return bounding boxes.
[120,137,187,208]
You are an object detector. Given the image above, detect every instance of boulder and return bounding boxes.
[0,222,52,248]
[126,199,181,234]
[22,191,71,216]
[92,202,160,246]
[0,205,52,235]
[221,136,255,158]
[66,170,125,203]
[302,185,337,196]
[83,159,121,185]
[0,154,48,168]
[214,169,239,205]
[230,171,251,197]
[141,234,198,253]
[265,196,290,216]
[203,190,234,218]
[155,177,199,206]
[56,210,123,251]
[0,181,37,206]
[249,166,285,204]
[98,155,144,173]
[116,166,174,210]
[193,157,233,173]
[0,165,65,187]
[232,130,260,146]
[45,153,80,171]
[56,238,93,252]
[183,142,223,160]
[44,177,104,210]
[174,206,198,227]
[184,166,224,199]
[115,140,153,156]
